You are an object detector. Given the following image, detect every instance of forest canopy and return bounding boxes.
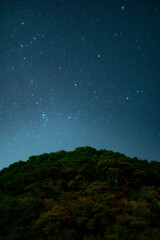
[0,146,160,240]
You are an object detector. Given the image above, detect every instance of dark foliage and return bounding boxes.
[0,146,160,239]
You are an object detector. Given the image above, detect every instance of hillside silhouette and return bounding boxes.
[0,146,160,240]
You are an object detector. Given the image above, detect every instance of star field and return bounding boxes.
[0,0,160,168]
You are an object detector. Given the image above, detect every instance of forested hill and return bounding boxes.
[0,146,160,240]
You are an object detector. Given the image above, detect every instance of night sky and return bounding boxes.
[0,0,160,169]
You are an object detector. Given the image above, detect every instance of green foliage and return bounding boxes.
[0,146,160,239]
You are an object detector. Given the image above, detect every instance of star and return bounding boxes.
[42,112,49,127]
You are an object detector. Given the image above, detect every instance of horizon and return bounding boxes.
[0,145,157,170]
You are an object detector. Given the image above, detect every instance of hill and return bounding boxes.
[0,146,160,240]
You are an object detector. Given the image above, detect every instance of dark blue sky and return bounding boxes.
[0,0,160,169]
